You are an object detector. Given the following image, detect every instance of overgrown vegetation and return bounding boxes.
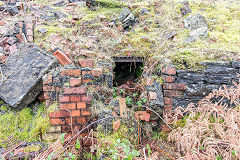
[169,83,240,159]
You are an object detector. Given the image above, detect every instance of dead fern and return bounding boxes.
[169,82,240,160]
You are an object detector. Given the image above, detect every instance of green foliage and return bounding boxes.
[146,144,152,157]
[97,125,138,159]
[75,139,80,149]
[109,139,139,160]
[60,133,66,144]
[0,102,51,148]
[152,131,168,141]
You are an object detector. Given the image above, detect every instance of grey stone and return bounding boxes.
[173,97,200,109]
[54,0,65,7]
[231,61,240,69]
[165,31,177,40]
[184,36,196,43]
[140,8,149,15]
[200,61,232,68]
[184,13,208,38]
[7,6,19,16]
[104,73,113,88]
[185,84,219,97]
[205,66,238,74]
[206,74,239,85]
[176,70,207,83]
[98,108,113,133]
[0,44,56,108]
[38,28,47,35]
[180,1,191,16]
[119,8,135,29]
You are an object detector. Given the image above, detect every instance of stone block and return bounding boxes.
[0,44,56,108]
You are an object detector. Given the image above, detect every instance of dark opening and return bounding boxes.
[113,57,144,87]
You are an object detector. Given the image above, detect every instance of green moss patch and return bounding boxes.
[0,101,52,148]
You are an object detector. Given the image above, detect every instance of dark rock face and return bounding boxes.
[0,44,56,108]
[174,61,240,108]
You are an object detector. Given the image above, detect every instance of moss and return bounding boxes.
[0,102,51,148]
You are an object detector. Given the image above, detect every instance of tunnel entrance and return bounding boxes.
[113,57,144,87]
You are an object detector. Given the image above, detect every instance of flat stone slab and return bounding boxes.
[0,44,56,108]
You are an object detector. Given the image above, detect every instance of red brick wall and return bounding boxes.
[161,66,186,129]
[43,60,107,135]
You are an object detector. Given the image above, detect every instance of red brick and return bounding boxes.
[163,83,186,90]
[91,68,103,77]
[81,110,91,116]
[77,102,86,109]
[162,75,175,83]
[59,95,70,102]
[164,90,183,97]
[9,44,17,53]
[43,92,51,99]
[78,59,94,67]
[164,97,173,105]
[164,108,172,112]
[0,55,7,63]
[43,75,52,85]
[162,66,176,75]
[70,77,82,86]
[63,87,87,94]
[27,36,33,42]
[82,71,91,76]
[61,125,71,133]
[60,69,81,76]
[49,110,70,118]
[148,92,157,100]
[50,118,65,125]
[81,95,92,102]
[16,34,24,43]
[82,79,91,83]
[53,49,72,66]
[146,77,154,86]
[0,21,6,26]
[70,95,81,102]
[43,86,54,91]
[66,117,86,124]
[71,110,80,117]
[164,105,173,110]
[161,125,171,132]
[26,28,33,36]
[60,103,76,110]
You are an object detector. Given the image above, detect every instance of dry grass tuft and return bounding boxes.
[169,81,240,160]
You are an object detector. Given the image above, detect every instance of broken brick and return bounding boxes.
[148,91,157,100]
[53,49,72,66]
[70,77,82,87]
[78,59,94,68]
[91,68,103,77]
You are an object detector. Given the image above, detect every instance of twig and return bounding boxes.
[138,122,140,150]
[151,144,175,160]
[2,132,40,159]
